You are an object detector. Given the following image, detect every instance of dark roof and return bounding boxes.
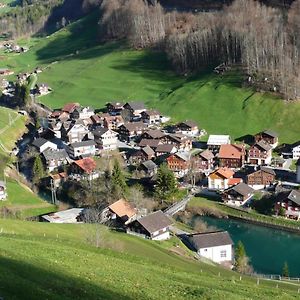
[142,109,161,116]
[142,146,155,157]
[188,231,233,250]
[260,166,276,175]
[156,144,176,153]
[139,139,160,148]
[121,122,146,132]
[178,120,198,128]
[137,211,172,234]
[42,149,69,161]
[263,130,278,138]
[277,190,300,206]
[141,160,157,171]
[199,149,214,161]
[230,182,254,196]
[143,129,165,139]
[70,140,96,148]
[93,127,109,137]
[32,138,49,148]
[125,102,145,110]
[255,140,272,151]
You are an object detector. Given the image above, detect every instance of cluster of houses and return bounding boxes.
[2,42,29,53]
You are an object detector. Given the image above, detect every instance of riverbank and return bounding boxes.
[189,197,300,234]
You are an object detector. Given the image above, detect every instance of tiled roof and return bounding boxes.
[73,158,97,174]
[219,144,243,159]
[109,199,136,219]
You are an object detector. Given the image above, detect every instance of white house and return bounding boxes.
[292,142,300,160]
[93,128,118,151]
[0,180,7,200]
[32,138,58,153]
[187,231,233,264]
[127,211,172,241]
[208,167,239,190]
[68,140,96,159]
[207,135,231,152]
[41,208,84,223]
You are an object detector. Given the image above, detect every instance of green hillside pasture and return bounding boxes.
[1,12,300,143]
[0,219,299,299]
[0,179,55,218]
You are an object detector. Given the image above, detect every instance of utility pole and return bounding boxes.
[50,179,57,205]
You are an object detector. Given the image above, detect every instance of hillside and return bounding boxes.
[0,218,299,300]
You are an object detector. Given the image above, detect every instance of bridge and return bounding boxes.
[164,192,194,216]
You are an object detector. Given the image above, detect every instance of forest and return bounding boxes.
[99,0,300,100]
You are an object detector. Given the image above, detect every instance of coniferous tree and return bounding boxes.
[32,155,45,184]
[111,159,127,198]
[234,241,252,274]
[282,262,289,277]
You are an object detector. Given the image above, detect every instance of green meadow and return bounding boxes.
[0,218,299,300]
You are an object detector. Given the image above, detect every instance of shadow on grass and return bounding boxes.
[0,256,133,300]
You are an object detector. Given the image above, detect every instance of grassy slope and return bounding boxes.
[0,219,299,300]
[0,12,299,143]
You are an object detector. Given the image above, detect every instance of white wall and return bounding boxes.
[198,244,232,263]
[152,231,170,241]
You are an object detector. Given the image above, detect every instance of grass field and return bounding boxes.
[0,12,299,143]
[0,218,299,299]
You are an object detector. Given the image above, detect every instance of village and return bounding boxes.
[1,96,300,269]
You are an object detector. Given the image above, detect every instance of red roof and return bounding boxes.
[228,178,243,186]
[219,144,244,159]
[73,158,97,174]
[62,102,80,113]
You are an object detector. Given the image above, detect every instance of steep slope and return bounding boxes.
[0,219,299,299]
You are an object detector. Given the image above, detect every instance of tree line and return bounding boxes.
[99,0,300,100]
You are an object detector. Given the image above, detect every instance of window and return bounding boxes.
[220,250,227,258]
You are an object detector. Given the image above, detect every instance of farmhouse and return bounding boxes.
[103,115,124,130]
[41,208,84,223]
[207,135,231,152]
[208,167,236,190]
[167,152,191,177]
[0,181,7,200]
[248,140,272,165]
[106,102,124,115]
[275,190,300,220]
[155,143,177,157]
[218,144,245,169]
[118,122,146,141]
[222,183,254,206]
[70,157,98,180]
[129,146,155,164]
[141,129,165,140]
[62,102,80,114]
[246,166,276,189]
[194,149,214,172]
[254,130,279,149]
[176,120,199,136]
[187,231,233,264]
[62,120,89,144]
[141,110,161,124]
[140,160,158,176]
[71,106,94,120]
[139,138,161,149]
[35,83,52,96]
[32,138,58,153]
[123,102,146,118]
[127,211,172,240]
[105,199,137,225]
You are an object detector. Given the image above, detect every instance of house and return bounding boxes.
[106,102,124,115]
[49,172,67,188]
[70,157,98,180]
[62,120,89,144]
[41,208,84,223]
[123,102,146,118]
[118,122,146,142]
[93,128,118,151]
[218,144,245,169]
[194,149,214,172]
[155,144,177,157]
[140,160,158,177]
[62,102,80,114]
[167,152,191,177]
[208,167,235,190]
[222,183,254,206]
[68,140,96,159]
[129,146,155,164]
[176,120,199,136]
[164,134,192,152]
[254,130,278,148]
[248,140,272,165]
[187,231,233,264]
[291,142,300,160]
[139,138,161,149]
[35,83,52,96]
[90,114,102,126]
[141,129,165,140]
[105,199,137,225]
[103,115,124,130]
[71,106,94,120]
[0,181,7,200]
[141,110,161,124]
[275,190,300,220]
[42,149,69,172]
[127,210,172,240]
[32,138,58,153]
[246,166,276,189]
[207,135,231,152]
[0,68,14,76]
